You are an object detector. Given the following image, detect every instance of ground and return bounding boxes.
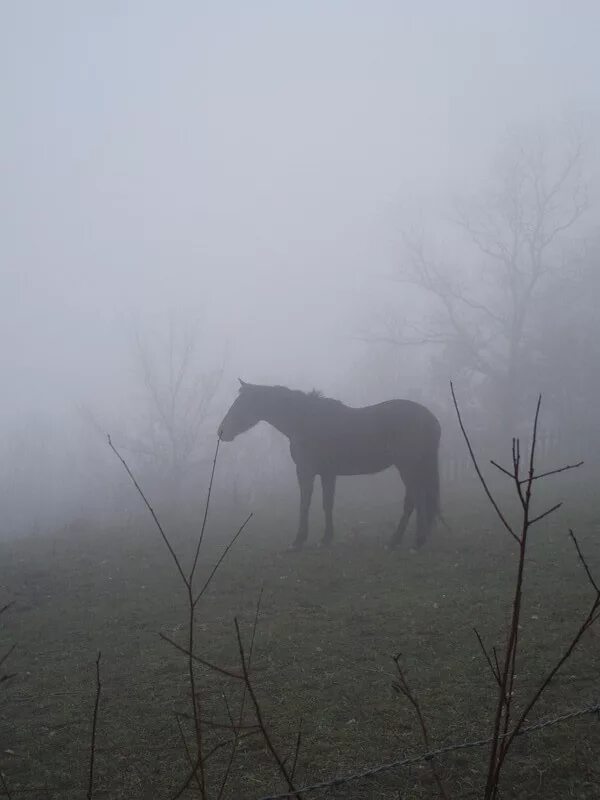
[1,479,600,799]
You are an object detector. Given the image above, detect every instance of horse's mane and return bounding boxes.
[269,384,345,409]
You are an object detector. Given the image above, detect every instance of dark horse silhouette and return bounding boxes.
[218,381,442,550]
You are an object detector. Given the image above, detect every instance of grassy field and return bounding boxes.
[1,478,600,799]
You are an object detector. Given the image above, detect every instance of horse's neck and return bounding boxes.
[262,395,305,439]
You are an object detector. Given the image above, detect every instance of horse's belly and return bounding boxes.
[293,430,396,476]
[330,454,393,476]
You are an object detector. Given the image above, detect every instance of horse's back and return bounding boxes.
[351,400,441,473]
[354,399,440,438]
[312,398,439,439]
[295,397,440,476]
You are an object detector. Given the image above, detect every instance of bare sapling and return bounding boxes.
[450,383,599,800]
[109,434,253,797]
[109,433,304,799]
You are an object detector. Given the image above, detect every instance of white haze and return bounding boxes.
[2,2,600,534]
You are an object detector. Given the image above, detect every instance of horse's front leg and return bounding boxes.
[389,465,415,549]
[292,467,315,549]
[321,472,336,546]
[389,489,415,549]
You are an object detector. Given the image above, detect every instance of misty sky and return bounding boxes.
[3,1,600,422]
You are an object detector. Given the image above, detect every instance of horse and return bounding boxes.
[218,381,442,550]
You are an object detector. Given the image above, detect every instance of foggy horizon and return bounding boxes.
[2,2,600,534]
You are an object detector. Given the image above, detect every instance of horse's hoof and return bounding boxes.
[287,542,304,553]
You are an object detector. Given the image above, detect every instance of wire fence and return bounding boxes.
[257,700,600,800]
[1,700,598,798]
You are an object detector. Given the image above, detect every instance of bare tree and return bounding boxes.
[372,129,590,433]
[126,313,225,505]
[527,235,600,436]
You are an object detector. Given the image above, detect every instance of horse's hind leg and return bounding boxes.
[292,467,315,550]
[415,500,435,549]
[389,473,415,549]
[320,472,336,546]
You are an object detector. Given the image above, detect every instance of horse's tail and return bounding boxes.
[415,422,442,543]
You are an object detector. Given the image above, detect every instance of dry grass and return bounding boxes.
[1,485,600,798]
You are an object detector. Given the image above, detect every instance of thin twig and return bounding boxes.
[87,652,102,800]
[569,529,600,593]
[159,633,243,680]
[450,382,519,543]
[527,397,542,490]
[221,689,236,730]
[492,648,501,684]
[392,655,449,799]
[107,435,188,587]
[0,644,16,671]
[529,502,562,525]
[290,719,303,783]
[1,603,16,686]
[216,586,265,800]
[473,628,500,685]
[489,460,514,479]
[190,437,221,583]
[520,461,583,484]
[248,586,264,666]
[234,618,302,798]
[512,438,526,509]
[193,513,253,606]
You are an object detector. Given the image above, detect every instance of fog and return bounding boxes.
[2,2,600,535]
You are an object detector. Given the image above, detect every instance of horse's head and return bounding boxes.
[218,380,263,442]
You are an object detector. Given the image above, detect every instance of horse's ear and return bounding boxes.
[238,378,247,388]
